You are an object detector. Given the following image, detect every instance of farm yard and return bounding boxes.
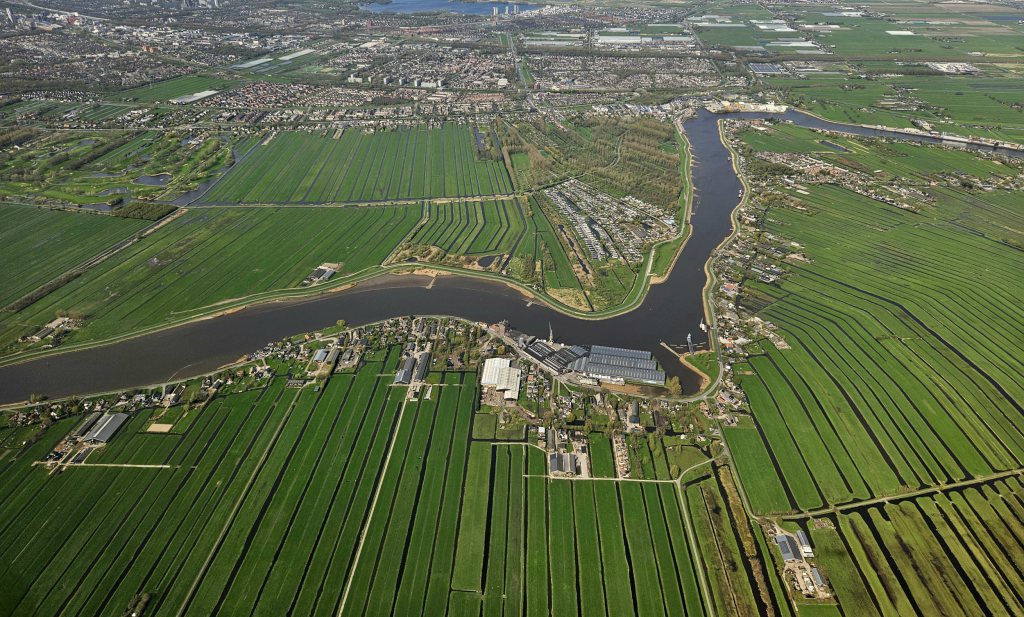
[0,206,418,349]
[200,123,513,205]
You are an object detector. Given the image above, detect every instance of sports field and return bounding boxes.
[2,206,418,347]
[201,124,513,204]
[0,205,148,308]
[119,75,239,103]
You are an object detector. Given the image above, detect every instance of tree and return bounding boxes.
[666,376,682,396]
[670,464,680,478]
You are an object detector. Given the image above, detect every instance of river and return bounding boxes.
[0,110,1017,403]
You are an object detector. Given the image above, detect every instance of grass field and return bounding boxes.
[1,206,418,348]
[411,199,526,256]
[118,75,240,103]
[451,445,709,617]
[0,354,733,616]
[811,477,1024,617]
[201,124,512,204]
[724,128,1024,515]
[0,348,409,616]
[0,205,148,308]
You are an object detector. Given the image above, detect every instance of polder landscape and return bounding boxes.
[1,0,1023,615]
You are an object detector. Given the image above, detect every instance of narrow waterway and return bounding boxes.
[0,110,1016,403]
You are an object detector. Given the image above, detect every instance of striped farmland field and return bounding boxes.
[201,123,512,204]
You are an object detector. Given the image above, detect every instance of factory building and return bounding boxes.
[481,357,522,401]
[569,345,665,385]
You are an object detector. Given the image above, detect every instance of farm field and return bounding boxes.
[0,349,410,616]
[409,198,526,257]
[768,73,1024,145]
[0,205,148,308]
[451,444,710,617]
[0,206,418,349]
[0,351,770,617]
[201,123,512,204]
[810,477,1024,617]
[724,127,1024,515]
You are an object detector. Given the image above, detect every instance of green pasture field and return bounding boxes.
[769,73,1024,144]
[201,123,512,204]
[0,343,803,616]
[725,133,1024,514]
[694,24,796,49]
[454,446,710,617]
[118,75,240,103]
[0,206,418,349]
[686,352,720,388]
[0,348,409,616]
[813,477,1024,616]
[411,198,526,256]
[587,431,616,477]
[0,205,148,308]
[807,16,1023,61]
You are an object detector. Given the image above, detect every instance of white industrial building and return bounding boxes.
[481,357,522,401]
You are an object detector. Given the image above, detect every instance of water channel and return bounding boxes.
[0,110,1017,403]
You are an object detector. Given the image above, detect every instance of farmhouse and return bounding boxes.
[305,266,336,285]
[82,412,129,443]
[775,534,801,562]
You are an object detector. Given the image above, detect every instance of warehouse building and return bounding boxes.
[394,356,417,385]
[83,412,129,443]
[569,345,665,385]
[797,530,814,558]
[481,357,522,401]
